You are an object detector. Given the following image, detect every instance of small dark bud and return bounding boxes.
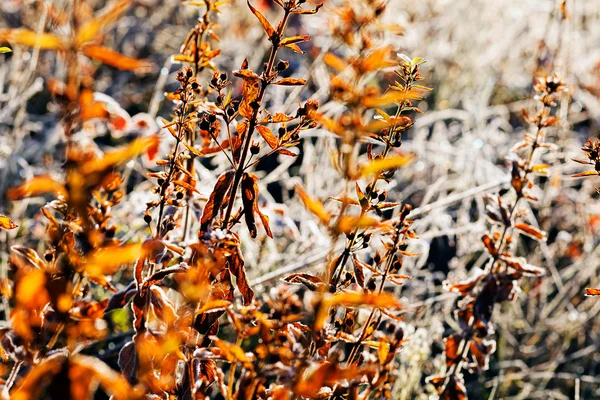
[250,144,260,154]
[199,119,210,130]
[378,193,386,201]
[208,114,217,122]
[44,252,53,262]
[144,214,152,224]
[367,279,377,291]
[176,191,184,199]
[277,60,288,71]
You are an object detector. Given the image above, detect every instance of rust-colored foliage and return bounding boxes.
[429,74,567,398]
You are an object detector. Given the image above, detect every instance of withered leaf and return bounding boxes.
[572,170,599,178]
[444,333,462,367]
[351,254,366,287]
[238,77,260,119]
[118,341,137,384]
[85,243,144,279]
[294,184,330,225]
[481,234,497,256]
[7,175,67,200]
[255,126,278,149]
[196,300,232,315]
[228,245,254,305]
[241,173,272,238]
[200,170,235,233]
[273,78,307,86]
[315,292,402,331]
[0,214,18,230]
[358,154,415,177]
[585,288,600,296]
[247,1,275,38]
[283,273,326,291]
[280,35,311,46]
[323,53,347,71]
[514,222,547,241]
[0,28,64,50]
[105,281,137,312]
[82,45,153,72]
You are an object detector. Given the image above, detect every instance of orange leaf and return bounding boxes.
[0,214,18,230]
[362,90,421,108]
[572,170,599,178]
[0,28,64,50]
[358,154,415,177]
[84,243,144,278]
[7,175,67,200]
[294,184,330,225]
[323,53,347,71]
[80,136,159,175]
[585,288,600,296]
[256,125,279,149]
[82,45,154,72]
[273,78,307,86]
[280,35,311,46]
[514,222,547,241]
[315,292,401,331]
[75,0,130,45]
[196,300,232,315]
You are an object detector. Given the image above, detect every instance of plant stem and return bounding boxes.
[221,9,292,230]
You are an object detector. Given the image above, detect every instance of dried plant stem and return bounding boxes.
[330,100,409,287]
[221,9,292,229]
[440,105,551,396]
[346,222,404,366]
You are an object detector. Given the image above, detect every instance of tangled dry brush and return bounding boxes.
[0,0,599,399]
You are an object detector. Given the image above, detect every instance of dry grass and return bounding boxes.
[0,0,599,399]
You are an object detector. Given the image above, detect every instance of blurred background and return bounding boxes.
[1,0,600,398]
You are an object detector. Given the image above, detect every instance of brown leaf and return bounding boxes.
[238,77,260,119]
[273,78,307,86]
[351,255,366,288]
[444,333,462,367]
[196,300,232,315]
[247,0,275,38]
[241,173,272,238]
[228,245,254,305]
[200,170,235,233]
[80,136,159,175]
[283,273,326,291]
